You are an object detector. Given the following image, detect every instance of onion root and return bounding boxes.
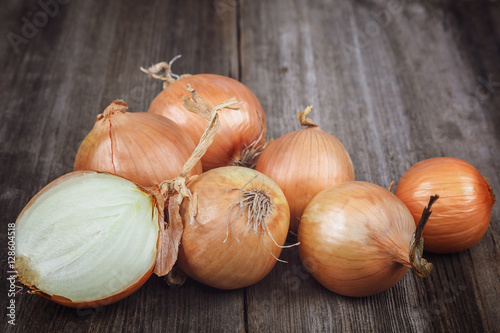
[225,175,296,263]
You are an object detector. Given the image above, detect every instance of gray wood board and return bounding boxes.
[1,0,499,332]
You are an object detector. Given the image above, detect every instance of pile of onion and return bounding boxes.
[142,57,267,170]
[298,181,436,297]
[395,157,495,253]
[256,106,354,234]
[74,100,201,187]
[177,166,290,289]
[14,87,239,307]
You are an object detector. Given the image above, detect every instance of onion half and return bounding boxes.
[15,171,161,308]
[395,157,495,253]
[298,181,434,297]
[177,166,290,289]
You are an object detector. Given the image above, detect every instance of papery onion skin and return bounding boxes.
[147,74,266,170]
[256,109,354,234]
[177,166,289,289]
[298,181,417,297]
[395,157,495,253]
[74,101,201,187]
[14,171,160,308]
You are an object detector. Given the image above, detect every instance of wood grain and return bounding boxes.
[241,0,499,332]
[1,0,499,332]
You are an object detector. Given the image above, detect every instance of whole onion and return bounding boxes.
[298,181,436,297]
[177,166,290,289]
[256,106,354,234]
[142,59,266,170]
[395,157,495,253]
[74,100,201,187]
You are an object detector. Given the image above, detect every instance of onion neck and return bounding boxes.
[486,180,495,204]
[409,195,439,278]
[140,55,191,89]
[297,106,319,128]
[100,100,128,119]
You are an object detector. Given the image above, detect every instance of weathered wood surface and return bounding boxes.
[1,0,499,332]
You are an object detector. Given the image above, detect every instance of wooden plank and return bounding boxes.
[240,0,499,332]
[1,0,499,332]
[0,0,243,332]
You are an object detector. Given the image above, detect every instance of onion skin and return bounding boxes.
[74,101,201,187]
[256,108,354,234]
[147,74,266,170]
[177,166,290,289]
[298,181,420,297]
[395,157,495,253]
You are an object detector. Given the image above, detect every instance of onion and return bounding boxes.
[74,100,201,187]
[177,166,290,289]
[298,181,436,297]
[142,58,266,170]
[256,106,354,234]
[14,171,166,308]
[395,157,495,253]
[15,87,239,307]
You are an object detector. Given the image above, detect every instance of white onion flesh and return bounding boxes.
[15,172,159,303]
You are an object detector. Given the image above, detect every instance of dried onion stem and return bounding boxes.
[140,55,191,89]
[154,85,240,276]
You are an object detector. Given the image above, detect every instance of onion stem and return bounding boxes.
[297,105,318,127]
[159,85,240,204]
[410,194,439,278]
[140,55,191,89]
[155,86,240,276]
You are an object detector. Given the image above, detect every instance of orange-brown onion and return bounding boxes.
[74,100,201,187]
[298,181,432,297]
[177,166,290,289]
[395,157,495,253]
[256,107,354,234]
[14,171,162,308]
[147,74,266,170]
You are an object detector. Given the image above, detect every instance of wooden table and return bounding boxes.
[1,0,499,332]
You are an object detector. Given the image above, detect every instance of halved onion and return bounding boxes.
[15,171,161,308]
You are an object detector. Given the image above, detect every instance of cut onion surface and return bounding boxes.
[15,171,159,307]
